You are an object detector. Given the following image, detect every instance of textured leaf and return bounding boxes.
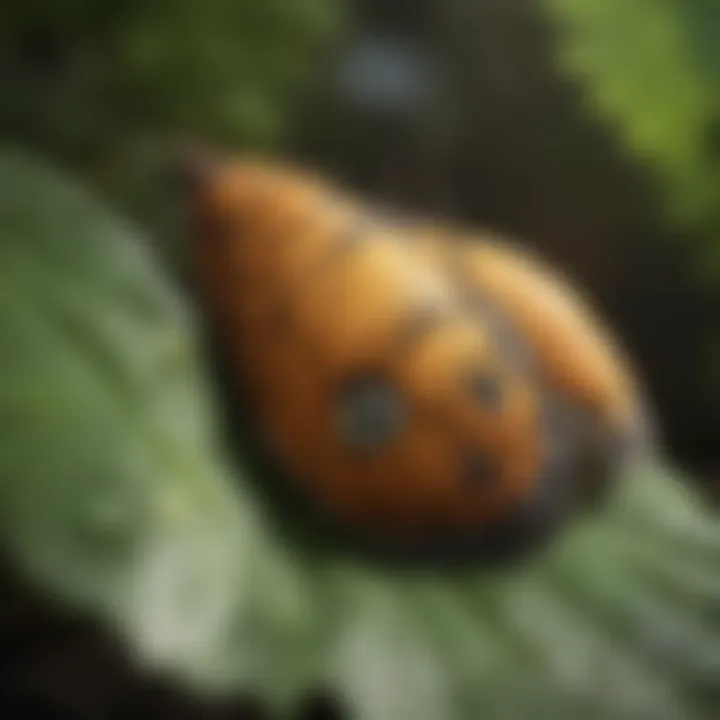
[0,149,718,719]
[0,147,317,706]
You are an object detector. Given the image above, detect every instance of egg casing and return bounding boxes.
[186,156,650,563]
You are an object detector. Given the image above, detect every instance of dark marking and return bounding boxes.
[385,302,452,360]
[461,452,499,490]
[467,368,504,412]
[336,373,407,452]
[444,244,537,378]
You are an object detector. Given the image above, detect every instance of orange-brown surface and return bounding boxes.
[189,156,646,547]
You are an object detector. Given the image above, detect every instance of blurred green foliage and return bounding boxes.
[545,0,720,279]
[0,0,343,227]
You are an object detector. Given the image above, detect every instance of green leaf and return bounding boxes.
[0,146,318,706]
[0,148,718,719]
[542,0,720,268]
